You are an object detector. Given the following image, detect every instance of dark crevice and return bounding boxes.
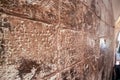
[17,58,40,80]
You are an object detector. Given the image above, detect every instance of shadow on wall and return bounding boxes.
[0,15,11,65]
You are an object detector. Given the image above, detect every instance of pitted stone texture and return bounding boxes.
[6,15,57,61]
[59,62,84,80]
[57,29,85,69]
[0,0,114,80]
[0,0,59,24]
[2,15,59,79]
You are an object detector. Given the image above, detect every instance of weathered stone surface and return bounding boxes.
[0,0,59,24]
[57,29,85,69]
[0,14,59,79]
[0,0,115,80]
[60,0,86,30]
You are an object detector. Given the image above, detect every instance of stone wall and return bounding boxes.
[0,0,114,80]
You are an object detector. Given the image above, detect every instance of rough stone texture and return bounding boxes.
[0,0,114,80]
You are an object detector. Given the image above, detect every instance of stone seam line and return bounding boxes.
[0,0,114,27]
